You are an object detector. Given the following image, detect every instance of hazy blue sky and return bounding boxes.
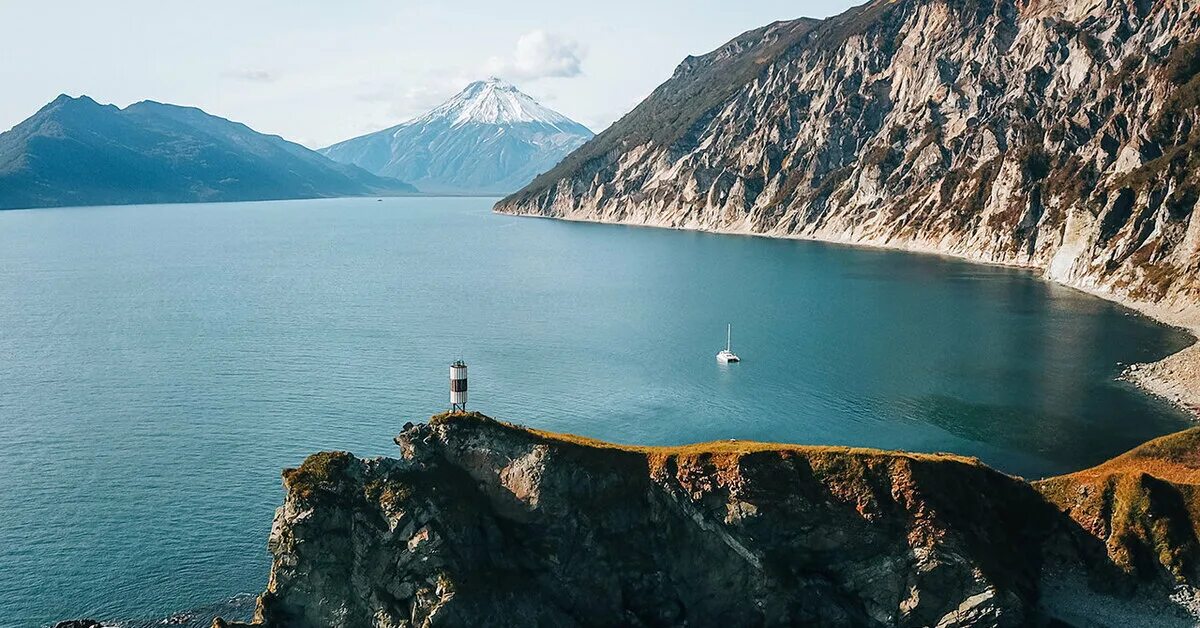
[1,1,859,148]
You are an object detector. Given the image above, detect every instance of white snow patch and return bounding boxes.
[414,77,581,131]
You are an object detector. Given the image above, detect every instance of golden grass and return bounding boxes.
[1053,428,1200,486]
[428,412,997,520]
[429,411,982,465]
[1035,428,1200,582]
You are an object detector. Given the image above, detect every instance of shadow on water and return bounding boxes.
[905,386,1189,479]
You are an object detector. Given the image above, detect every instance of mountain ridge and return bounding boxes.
[0,94,415,211]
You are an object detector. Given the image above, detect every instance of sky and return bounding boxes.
[0,1,860,149]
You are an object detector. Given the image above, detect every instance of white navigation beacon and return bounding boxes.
[449,360,468,412]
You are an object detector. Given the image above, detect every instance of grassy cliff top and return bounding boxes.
[428,413,1199,584]
[1034,427,1200,583]
[428,410,984,466]
[1050,427,1200,485]
[282,450,357,501]
[280,412,1199,593]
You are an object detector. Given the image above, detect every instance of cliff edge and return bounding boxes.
[217,413,1199,627]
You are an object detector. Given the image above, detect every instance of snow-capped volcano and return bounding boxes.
[320,78,593,195]
[425,77,581,129]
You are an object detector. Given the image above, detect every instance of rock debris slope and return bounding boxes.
[217,414,1200,627]
[496,0,1200,319]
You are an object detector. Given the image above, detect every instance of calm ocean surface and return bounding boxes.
[0,197,1194,626]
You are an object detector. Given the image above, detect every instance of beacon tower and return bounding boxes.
[450,360,468,413]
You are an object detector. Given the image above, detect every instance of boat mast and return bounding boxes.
[726,323,731,352]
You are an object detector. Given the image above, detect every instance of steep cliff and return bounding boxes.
[219,414,1200,627]
[495,0,1200,320]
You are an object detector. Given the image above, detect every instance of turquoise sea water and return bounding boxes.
[0,197,1193,627]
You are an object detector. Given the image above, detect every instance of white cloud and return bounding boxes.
[484,30,584,82]
[224,69,276,83]
[353,71,475,130]
[358,83,447,113]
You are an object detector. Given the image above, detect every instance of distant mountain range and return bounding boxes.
[0,95,415,211]
[320,78,593,195]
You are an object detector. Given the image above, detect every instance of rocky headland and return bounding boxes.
[216,412,1199,627]
[494,0,1200,411]
[204,5,1200,623]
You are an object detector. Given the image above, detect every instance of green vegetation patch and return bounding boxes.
[283,450,356,501]
[364,472,414,511]
[429,410,495,427]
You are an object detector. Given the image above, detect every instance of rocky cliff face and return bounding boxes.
[495,0,1200,318]
[220,414,1200,627]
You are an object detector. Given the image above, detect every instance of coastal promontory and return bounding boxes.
[217,413,1199,627]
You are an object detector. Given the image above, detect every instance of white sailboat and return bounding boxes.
[716,323,740,363]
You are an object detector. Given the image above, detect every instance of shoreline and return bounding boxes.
[1110,301,1200,419]
[498,209,1200,419]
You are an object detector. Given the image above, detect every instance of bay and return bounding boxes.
[0,197,1192,626]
